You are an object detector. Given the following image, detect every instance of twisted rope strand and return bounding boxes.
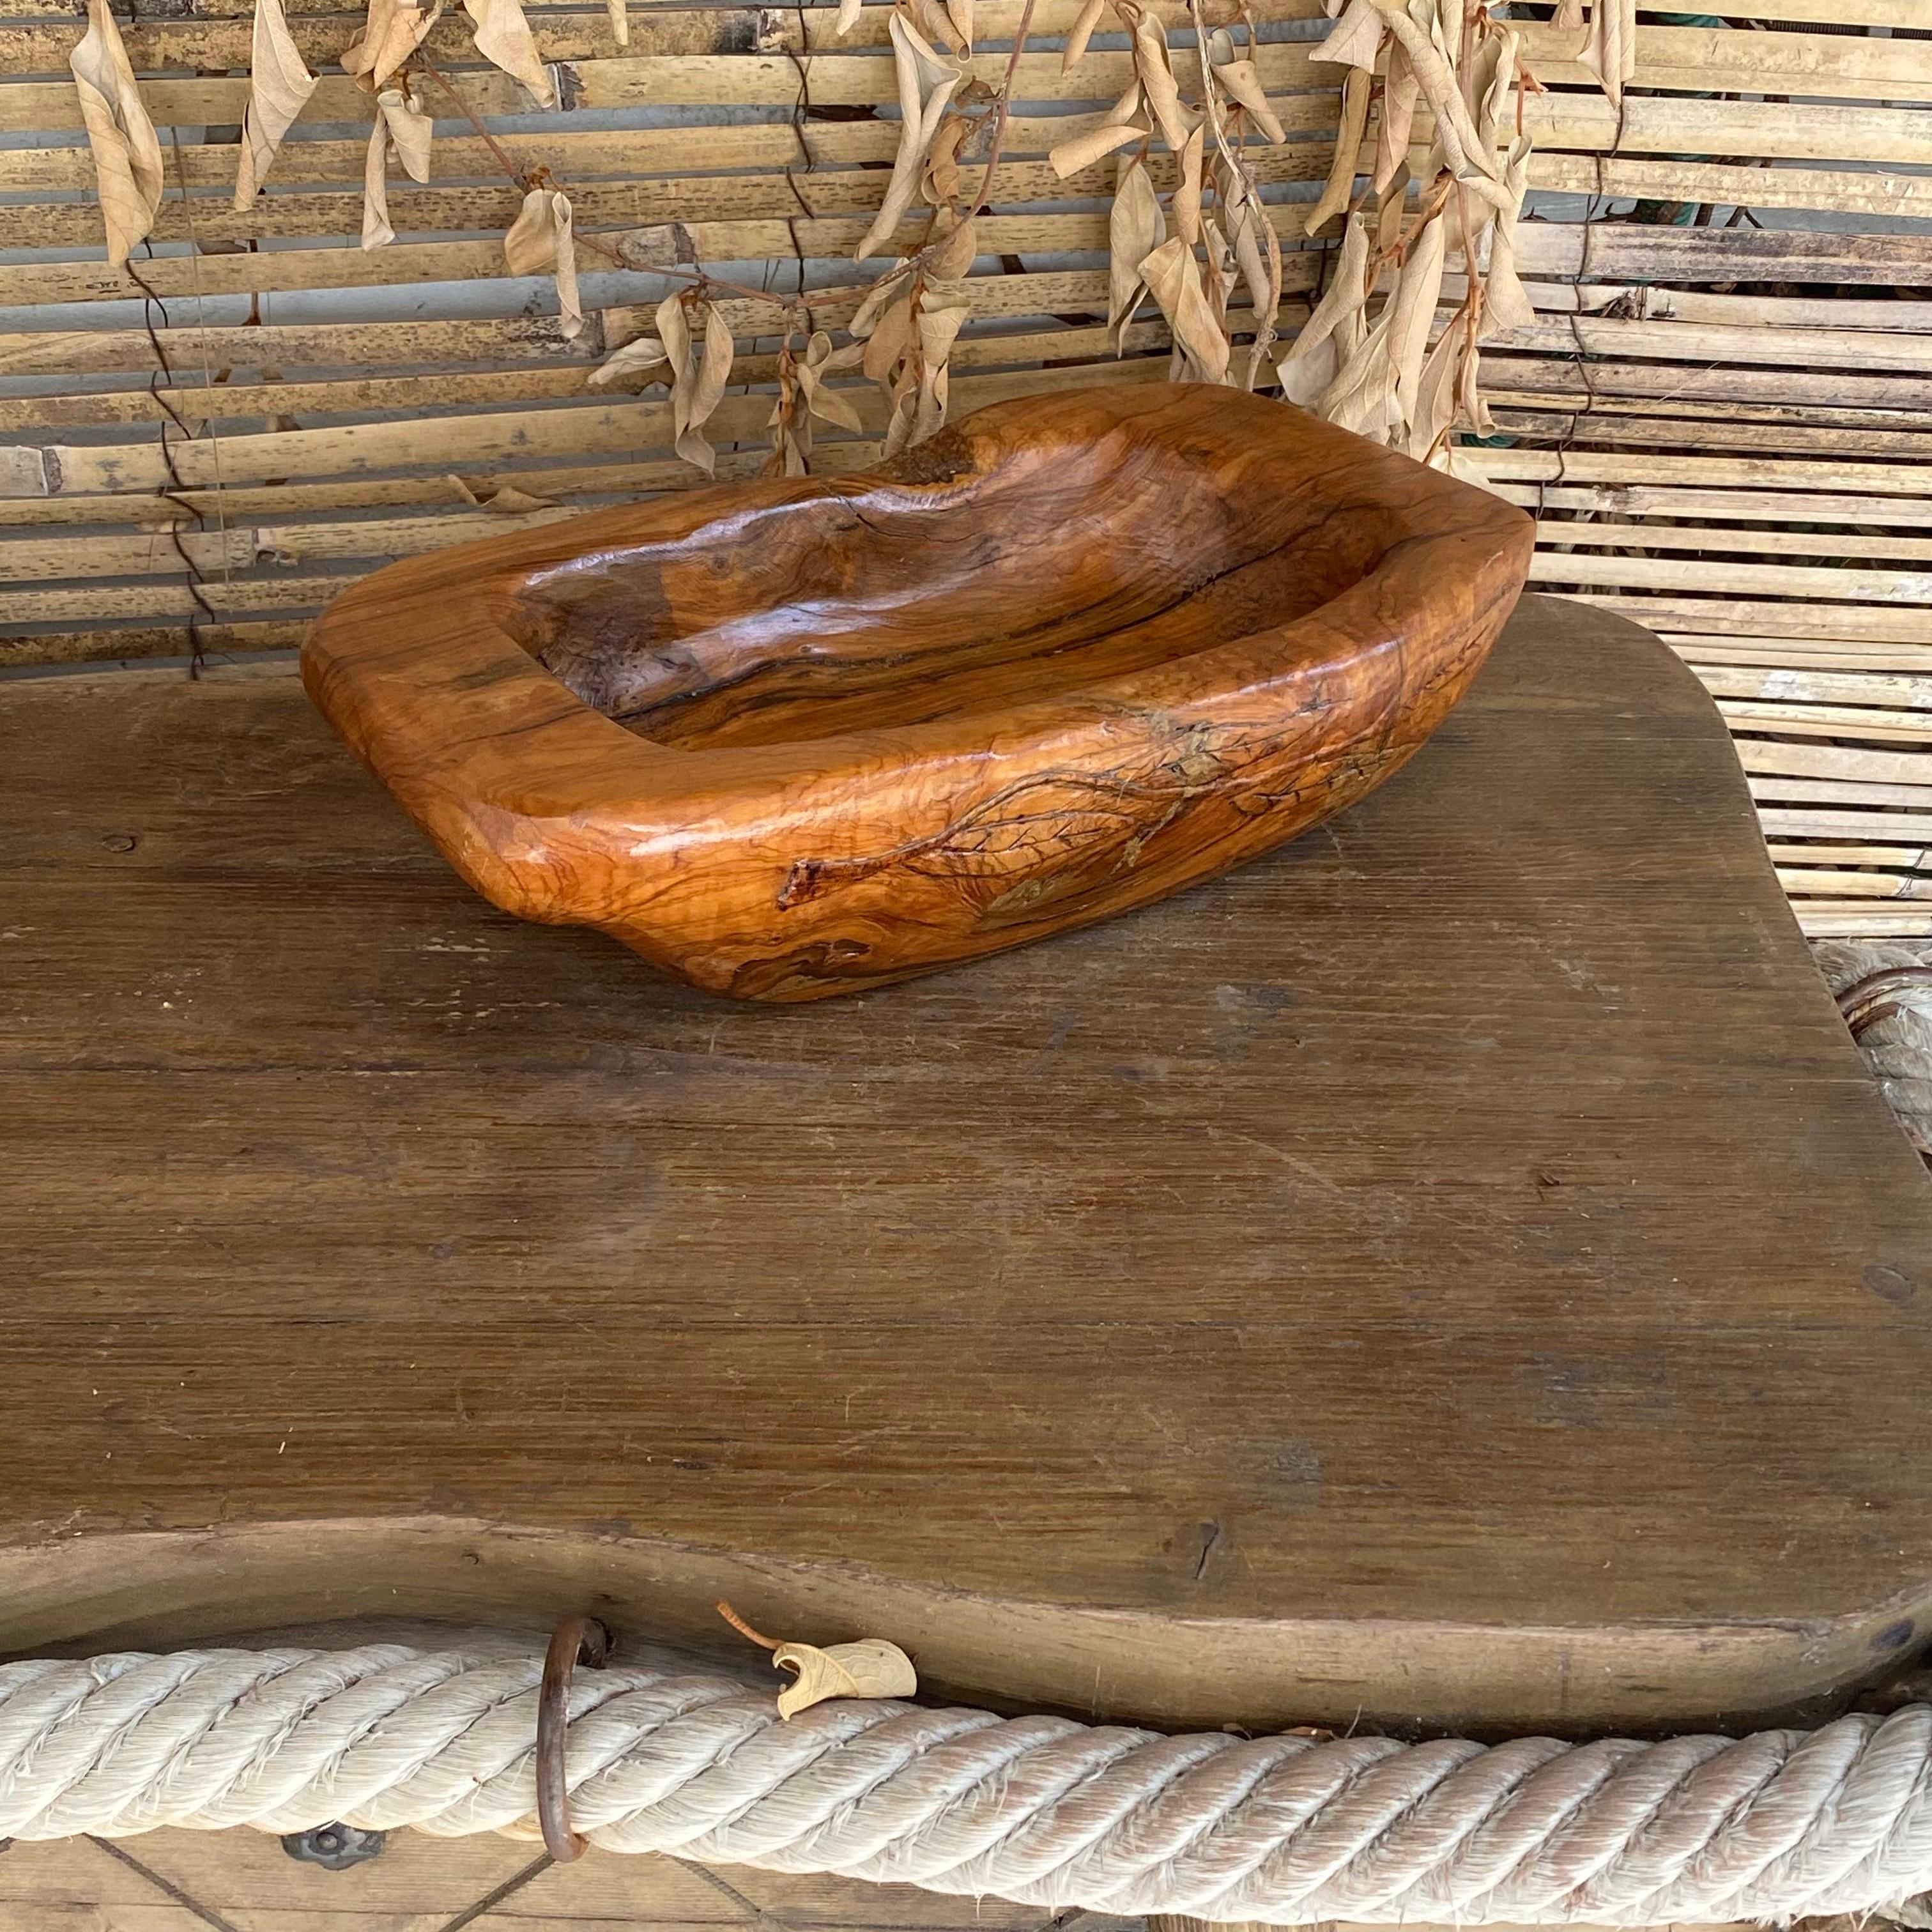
[3,1642,1931,1926]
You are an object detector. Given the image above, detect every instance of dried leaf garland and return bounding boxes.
[854,12,964,260]
[234,0,318,209]
[342,0,441,92]
[1373,41,1419,193]
[503,185,580,337]
[463,0,555,109]
[361,86,431,248]
[70,0,164,268]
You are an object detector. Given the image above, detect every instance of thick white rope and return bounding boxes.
[4,1639,1932,1926]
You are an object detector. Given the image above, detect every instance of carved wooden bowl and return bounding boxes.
[302,383,1533,1000]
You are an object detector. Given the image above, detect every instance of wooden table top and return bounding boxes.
[5,595,1929,1735]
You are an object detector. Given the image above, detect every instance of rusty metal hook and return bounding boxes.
[536,1614,611,1863]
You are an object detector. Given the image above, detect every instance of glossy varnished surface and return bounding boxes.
[6,600,1932,1733]
[302,385,1533,1000]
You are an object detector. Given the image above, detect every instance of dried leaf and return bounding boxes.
[1209,57,1284,145]
[861,286,914,381]
[360,86,431,249]
[855,12,963,260]
[797,330,866,429]
[1107,151,1164,349]
[672,300,734,475]
[463,0,555,109]
[927,208,977,277]
[1130,10,1197,151]
[588,334,672,386]
[1552,0,1583,27]
[1580,0,1635,111]
[1061,0,1106,71]
[342,0,440,91]
[1172,121,1204,247]
[503,186,580,337]
[1139,234,1229,385]
[1473,26,1519,153]
[1047,118,1144,178]
[1303,65,1368,235]
[1372,41,1418,192]
[836,0,863,31]
[70,0,164,268]
[1386,210,1446,431]
[1308,0,1383,72]
[606,0,627,44]
[1276,209,1367,406]
[769,1637,918,1719]
[943,0,972,55]
[1365,0,1502,190]
[1318,305,1399,440]
[1406,313,1461,459]
[1480,135,1537,334]
[448,473,560,510]
[234,0,318,209]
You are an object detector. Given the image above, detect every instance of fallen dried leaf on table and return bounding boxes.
[234,0,318,208]
[855,12,963,260]
[772,1637,919,1719]
[588,334,672,386]
[70,0,164,268]
[716,1602,918,1719]
[503,185,580,337]
[463,0,555,108]
[361,86,431,249]
[342,0,441,92]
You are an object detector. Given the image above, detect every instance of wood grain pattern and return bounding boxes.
[6,597,1932,1735]
[302,385,1534,1001]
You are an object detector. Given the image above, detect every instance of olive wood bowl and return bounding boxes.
[302,382,1533,1001]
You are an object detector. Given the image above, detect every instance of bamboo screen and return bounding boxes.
[1,0,1926,936]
